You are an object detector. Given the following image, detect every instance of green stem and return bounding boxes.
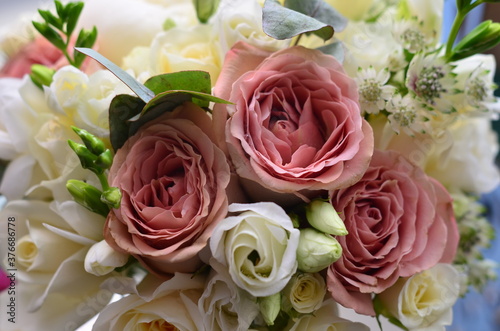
[445,1,484,60]
[97,172,110,191]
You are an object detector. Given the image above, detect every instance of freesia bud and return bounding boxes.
[72,126,107,155]
[305,200,348,236]
[68,139,102,173]
[66,179,109,217]
[296,228,342,273]
[96,149,113,169]
[101,187,122,209]
[451,20,500,61]
[259,292,281,326]
[29,64,55,88]
[193,0,220,23]
[84,240,129,276]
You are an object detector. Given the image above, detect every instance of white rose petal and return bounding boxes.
[210,202,300,297]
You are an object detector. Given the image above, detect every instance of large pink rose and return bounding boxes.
[213,42,373,198]
[104,102,231,275]
[326,150,459,316]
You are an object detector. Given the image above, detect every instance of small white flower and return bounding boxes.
[386,94,427,135]
[406,54,456,113]
[464,66,498,114]
[355,66,396,114]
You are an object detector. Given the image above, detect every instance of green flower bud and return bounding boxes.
[101,187,122,209]
[451,20,500,61]
[305,199,348,236]
[193,0,220,23]
[96,149,113,169]
[29,64,55,88]
[259,292,281,326]
[68,139,103,173]
[72,126,107,155]
[297,228,342,273]
[66,179,109,217]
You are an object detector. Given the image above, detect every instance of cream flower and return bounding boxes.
[210,202,300,297]
[93,273,206,331]
[0,200,109,330]
[282,272,326,314]
[85,240,129,276]
[149,25,222,82]
[378,263,460,331]
[199,260,260,331]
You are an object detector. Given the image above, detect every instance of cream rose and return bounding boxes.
[199,259,260,331]
[210,202,300,297]
[378,263,460,330]
[93,273,205,331]
[282,272,326,314]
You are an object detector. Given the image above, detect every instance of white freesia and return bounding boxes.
[79,0,198,65]
[46,66,131,137]
[425,117,500,194]
[378,264,460,330]
[85,240,129,276]
[286,299,370,330]
[210,202,300,297]
[93,273,206,331]
[282,272,326,314]
[0,200,109,330]
[213,0,289,57]
[200,259,260,331]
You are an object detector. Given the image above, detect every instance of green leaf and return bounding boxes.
[450,20,500,61]
[193,0,220,23]
[54,0,66,21]
[316,40,344,62]
[263,0,331,41]
[285,0,348,32]
[66,2,84,36]
[144,71,212,107]
[108,94,145,151]
[75,47,155,103]
[38,9,63,30]
[32,21,66,50]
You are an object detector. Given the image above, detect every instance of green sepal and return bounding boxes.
[101,187,122,209]
[193,0,220,24]
[66,179,110,217]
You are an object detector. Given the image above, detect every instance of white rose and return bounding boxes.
[210,202,300,297]
[79,0,198,65]
[378,264,460,330]
[149,25,222,82]
[286,299,370,330]
[199,259,260,331]
[282,272,326,314]
[213,0,290,57]
[425,117,500,194]
[93,273,206,331]
[0,200,109,330]
[85,240,129,276]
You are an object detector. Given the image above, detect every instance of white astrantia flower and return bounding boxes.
[378,264,460,331]
[355,66,396,114]
[393,19,435,54]
[210,202,300,297]
[386,93,427,135]
[406,54,456,113]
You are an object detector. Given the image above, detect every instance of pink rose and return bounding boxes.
[0,268,9,292]
[0,37,65,78]
[326,150,459,316]
[104,102,231,275]
[213,42,373,199]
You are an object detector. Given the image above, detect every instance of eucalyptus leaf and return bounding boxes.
[263,0,335,41]
[285,0,348,32]
[316,40,344,62]
[75,47,155,103]
[108,94,145,151]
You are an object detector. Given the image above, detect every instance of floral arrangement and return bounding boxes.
[0,0,499,330]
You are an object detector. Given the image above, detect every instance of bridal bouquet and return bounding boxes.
[1,0,499,330]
